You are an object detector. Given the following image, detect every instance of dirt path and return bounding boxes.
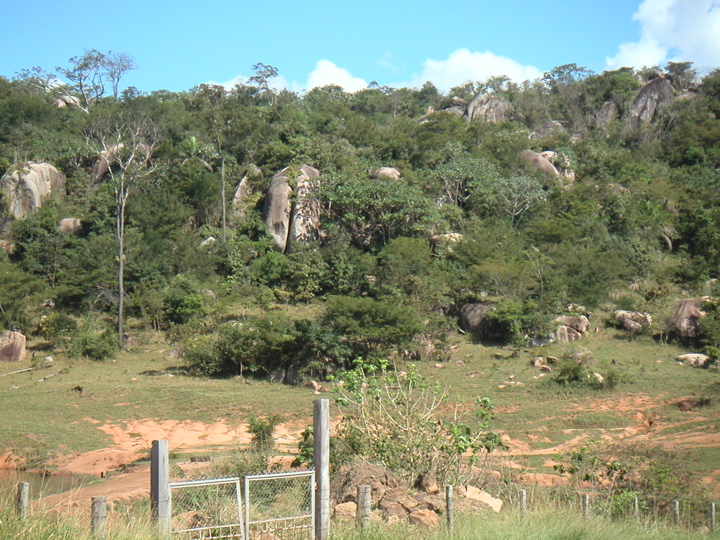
[35,417,310,512]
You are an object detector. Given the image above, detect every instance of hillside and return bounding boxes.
[0,60,720,519]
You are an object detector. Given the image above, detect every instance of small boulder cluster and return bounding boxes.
[331,464,502,529]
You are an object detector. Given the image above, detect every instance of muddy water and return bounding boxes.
[0,469,95,498]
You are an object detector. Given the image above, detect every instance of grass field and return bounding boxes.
[1,319,719,538]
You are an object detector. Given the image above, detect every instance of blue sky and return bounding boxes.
[1,0,719,94]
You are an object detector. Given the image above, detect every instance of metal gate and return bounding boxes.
[170,477,245,539]
[244,471,315,540]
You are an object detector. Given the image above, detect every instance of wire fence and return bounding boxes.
[169,477,244,539]
[510,488,717,532]
[244,471,315,540]
[167,470,315,540]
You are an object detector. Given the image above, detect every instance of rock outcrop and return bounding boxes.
[672,299,706,340]
[614,310,652,332]
[231,164,261,219]
[0,162,67,224]
[520,150,561,178]
[596,100,619,128]
[628,76,674,128]
[58,218,82,235]
[0,331,26,362]
[374,167,401,181]
[263,165,320,252]
[465,92,512,122]
[529,120,565,140]
[459,303,497,340]
[676,353,711,368]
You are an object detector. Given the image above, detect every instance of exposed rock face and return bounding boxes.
[459,303,496,340]
[676,353,711,368]
[0,331,26,362]
[288,165,321,246]
[263,171,293,251]
[53,95,81,109]
[554,315,590,334]
[231,164,261,219]
[551,325,581,342]
[263,165,321,253]
[464,485,503,513]
[596,100,619,127]
[408,509,440,528]
[333,464,404,505]
[374,167,401,181]
[614,310,652,332]
[629,76,674,128]
[529,120,565,140]
[430,233,463,255]
[519,150,560,178]
[231,175,252,219]
[672,299,706,340]
[0,162,67,222]
[58,218,82,235]
[465,92,512,122]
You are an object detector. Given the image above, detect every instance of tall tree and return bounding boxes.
[87,115,159,347]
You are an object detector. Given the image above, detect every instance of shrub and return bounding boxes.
[163,275,208,325]
[69,317,117,360]
[334,358,504,485]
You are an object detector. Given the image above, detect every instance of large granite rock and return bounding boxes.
[672,299,706,340]
[520,150,561,178]
[0,162,66,223]
[596,100,619,127]
[465,92,513,122]
[0,331,26,362]
[628,76,674,128]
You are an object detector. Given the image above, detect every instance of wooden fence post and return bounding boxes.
[314,399,330,540]
[356,484,371,531]
[519,489,527,515]
[633,497,639,519]
[711,502,716,532]
[91,496,107,538]
[16,481,29,520]
[673,500,680,527]
[445,485,454,533]
[582,494,590,518]
[151,439,171,538]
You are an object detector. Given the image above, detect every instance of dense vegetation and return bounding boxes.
[2,56,720,380]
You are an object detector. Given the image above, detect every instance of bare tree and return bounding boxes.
[87,116,159,347]
[105,51,137,99]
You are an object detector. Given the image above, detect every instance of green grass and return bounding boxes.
[332,509,715,540]
[2,324,719,504]
[1,331,314,465]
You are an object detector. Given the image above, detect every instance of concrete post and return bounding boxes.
[151,439,171,537]
[314,399,330,540]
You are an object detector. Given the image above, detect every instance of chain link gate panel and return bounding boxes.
[244,471,315,540]
[170,477,245,539]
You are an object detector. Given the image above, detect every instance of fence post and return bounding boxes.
[519,489,527,515]
[711,502,716,532]
[91,496,107,538]
[314,399,330,540]
[357,484,371,531]
[445,485,454,533]
[16,481,29,520]
[633,497,639,519]
[582,494,590,518]
[673,500,680,527]
[151,439,171,538]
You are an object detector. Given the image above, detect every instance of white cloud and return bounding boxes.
[300,60,368,92]
[404,49,543,92]
[606,0,720,72]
